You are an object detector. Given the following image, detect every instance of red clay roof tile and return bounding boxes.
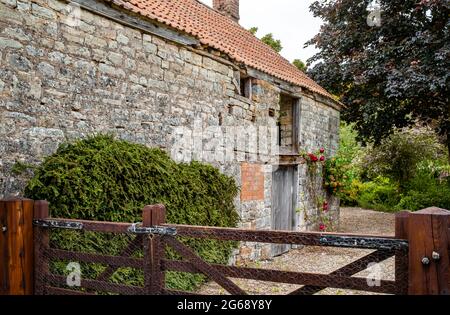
[107,0,335,101]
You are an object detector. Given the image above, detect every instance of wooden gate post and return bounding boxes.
[408,207,450,295]
[395,211,410,294]
[0,198,35,295]
[143,204,166,295]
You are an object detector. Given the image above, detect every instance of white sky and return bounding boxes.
[198,0,323,64]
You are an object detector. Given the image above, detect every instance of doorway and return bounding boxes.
[271,165,298,256]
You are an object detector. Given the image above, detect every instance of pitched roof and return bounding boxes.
[107,0,335,101]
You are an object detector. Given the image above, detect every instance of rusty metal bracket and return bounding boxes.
[319,235,409,251]
[128,223,177,236]
[33,219,84,230]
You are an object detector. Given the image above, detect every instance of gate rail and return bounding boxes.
[0,199,449,295]
[158,223,408,295]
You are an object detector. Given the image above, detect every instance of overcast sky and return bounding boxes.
[199,0,323,64]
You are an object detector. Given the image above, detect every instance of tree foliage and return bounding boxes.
[357,126,447,186]
[260,33,283,53]
[249,27,258,35]
[338,124,450,211]
[249,27,309,72]
[248,27,283,53]
[307,0,450,154]
[293,59,308,72]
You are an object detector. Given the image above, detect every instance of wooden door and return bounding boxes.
[271,165,297,256]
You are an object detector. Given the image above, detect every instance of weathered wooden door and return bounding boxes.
[271,165,297,256]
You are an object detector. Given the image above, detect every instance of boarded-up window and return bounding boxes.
[240,163,264,201]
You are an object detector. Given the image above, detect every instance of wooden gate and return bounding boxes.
[0,198,449,295]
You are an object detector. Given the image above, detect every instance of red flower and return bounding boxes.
[320,148,325,153]
[308,153,319,162]
[320,156,325,162]
[319,224,326,231]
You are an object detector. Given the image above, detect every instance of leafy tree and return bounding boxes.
[248,27,283,52]
[249,27,258,35]
[260,33,283,53]
[306,0,450,157]
[249,27,307,70]
[293,59,307,72]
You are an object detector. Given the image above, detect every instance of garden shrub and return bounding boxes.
[336,122,363,182]
[339,179,364,206]
[357,126,446,185]
[345,165,450,212]
[356,177,401,212]
[332,123,365,205]
[338,124,450,212]
[396,188,450,211]
[24,135,239,291]
[395,166,450,211]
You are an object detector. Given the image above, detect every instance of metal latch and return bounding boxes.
[128,223,177,236]
[33,219,84,230]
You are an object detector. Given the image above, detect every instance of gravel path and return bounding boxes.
[339,207,395,236]
[197,207,396,295]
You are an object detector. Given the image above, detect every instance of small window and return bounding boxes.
[279,94,300,152]
[239,75,252,99]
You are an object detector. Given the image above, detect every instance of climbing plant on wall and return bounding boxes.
[299,148,341,232]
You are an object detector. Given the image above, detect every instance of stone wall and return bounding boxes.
[297,94,341,231]
[0,0,340,261]
[299,94,340,155]
[0,0,245,194]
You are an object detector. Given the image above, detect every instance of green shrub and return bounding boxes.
[344,167,450,212]
[357,127,447,185]
[395,166,450,211]
[335,123,365,205]
[395,189,450,211]
[356,177,401,212]
[336,122,363,180]
[339,179,365,206]
[25,135,239,291]
[336,124,450,212]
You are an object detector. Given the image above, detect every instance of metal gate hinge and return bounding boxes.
[33,219,84,230]
[128,223,177,236]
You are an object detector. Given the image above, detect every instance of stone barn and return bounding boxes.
[0,0,341,260]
